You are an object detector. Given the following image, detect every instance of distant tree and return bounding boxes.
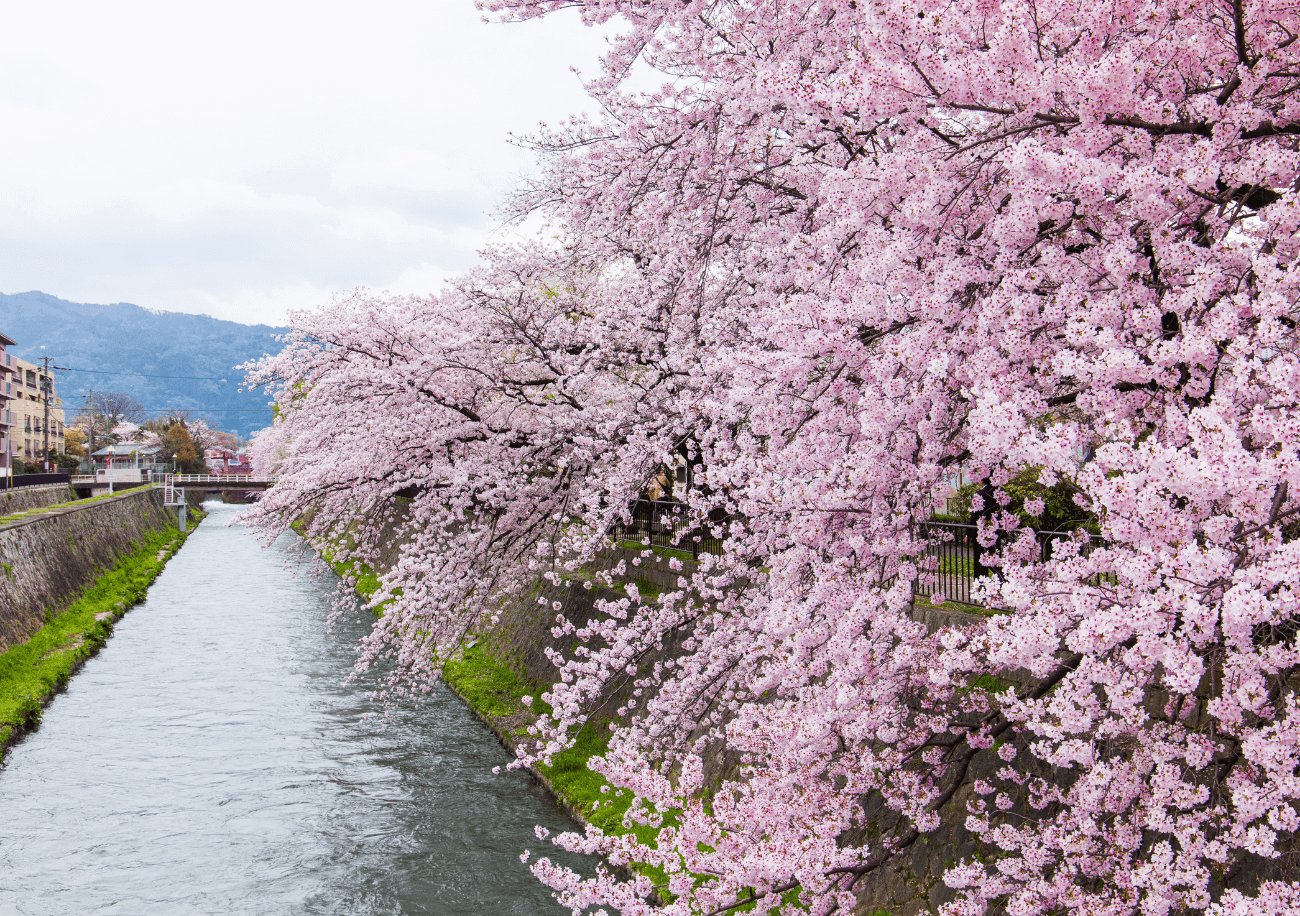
[158,422,205,474]
[206,428,242,453]
[71,410,109,447]
[149,413,213,445]
[63,426,88,459]
[91,391,145,429]
[110,421,141,443]
[52,452,79,472]
[186,418,214,456]
[109,421,159,448]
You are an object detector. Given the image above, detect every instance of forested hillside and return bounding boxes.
[0,291,285,437]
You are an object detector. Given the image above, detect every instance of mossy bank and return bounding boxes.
[0,486,197,653]
[311,518,684,900]
[0,502,202,757]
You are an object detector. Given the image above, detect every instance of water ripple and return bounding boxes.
[0,502,588,916]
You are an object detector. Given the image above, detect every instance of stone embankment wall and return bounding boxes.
[0,483,75,515]
[0,487,179,653]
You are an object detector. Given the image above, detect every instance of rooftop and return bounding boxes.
[91,443,162,457]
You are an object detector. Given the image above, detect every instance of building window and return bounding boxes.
[24,417,30,432]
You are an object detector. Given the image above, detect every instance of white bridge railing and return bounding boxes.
[162,474,277,504]
[170,474,276,486]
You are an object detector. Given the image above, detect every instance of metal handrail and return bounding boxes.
[610,498,726,558]
[171,474,275,484]
[913,521,1103,606]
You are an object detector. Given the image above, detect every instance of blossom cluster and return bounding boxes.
[245,1,1300,912]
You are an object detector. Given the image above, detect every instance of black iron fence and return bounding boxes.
[611,499,725,559]
[914,522,981,605]
[609,508,1102,604]
[6,472,71,489]
[914,521,1103,606]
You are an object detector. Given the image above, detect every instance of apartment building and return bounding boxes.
[8,355,66,467]
[0,333,15,475]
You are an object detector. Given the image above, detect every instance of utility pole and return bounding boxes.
[86,388,112,494]
[39,354,52,472]
[86,389,96,479]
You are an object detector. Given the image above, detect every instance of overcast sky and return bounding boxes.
[0,1,613,326]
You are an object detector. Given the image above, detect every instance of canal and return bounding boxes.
[0,501,590,915]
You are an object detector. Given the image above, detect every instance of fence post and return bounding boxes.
[911,521,920,609]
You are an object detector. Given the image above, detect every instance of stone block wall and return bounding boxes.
[0,483,75,515]
[0,487,176,653]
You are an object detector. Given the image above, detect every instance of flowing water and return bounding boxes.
[0,501,590,915]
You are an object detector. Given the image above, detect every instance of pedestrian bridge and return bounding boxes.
[166,474,278,492]
[163,474,278,531]
[70,472,279,502]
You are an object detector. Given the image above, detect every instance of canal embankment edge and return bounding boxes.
[0,491,206,759]
[304,510,675,899]
[0,482,77,516]
[0,486,202,653]
[300,502,989,915]
[306,532,597,826]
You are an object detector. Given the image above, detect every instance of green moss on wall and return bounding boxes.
[0,524,191,753]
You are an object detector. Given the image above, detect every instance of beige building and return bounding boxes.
[9,356,65,465]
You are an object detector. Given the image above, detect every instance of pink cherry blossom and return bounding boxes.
[243,1,1300,912]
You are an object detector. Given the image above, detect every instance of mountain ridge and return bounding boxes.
[0,291,288,437]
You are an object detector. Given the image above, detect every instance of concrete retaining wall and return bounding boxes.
[0,483,75,516]
[0,487,179,653]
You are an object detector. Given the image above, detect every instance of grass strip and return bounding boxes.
[0,522,191,754]
[0,486,153,526]
[614,539,706,565]
[305,532,676,893]
[441,642,674,895]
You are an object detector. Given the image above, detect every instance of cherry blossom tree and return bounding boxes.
[246,1,1300,913]
[110,421,161,448]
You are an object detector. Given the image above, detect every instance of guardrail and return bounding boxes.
[170,475,276,485]
[5,473,72,489]
[913,521,1103,606]
[610,499,726,559]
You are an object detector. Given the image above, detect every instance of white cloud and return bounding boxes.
[0,0,614,324]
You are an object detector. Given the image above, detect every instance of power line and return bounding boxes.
[65,407,272,413]
[52,366,237,381]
